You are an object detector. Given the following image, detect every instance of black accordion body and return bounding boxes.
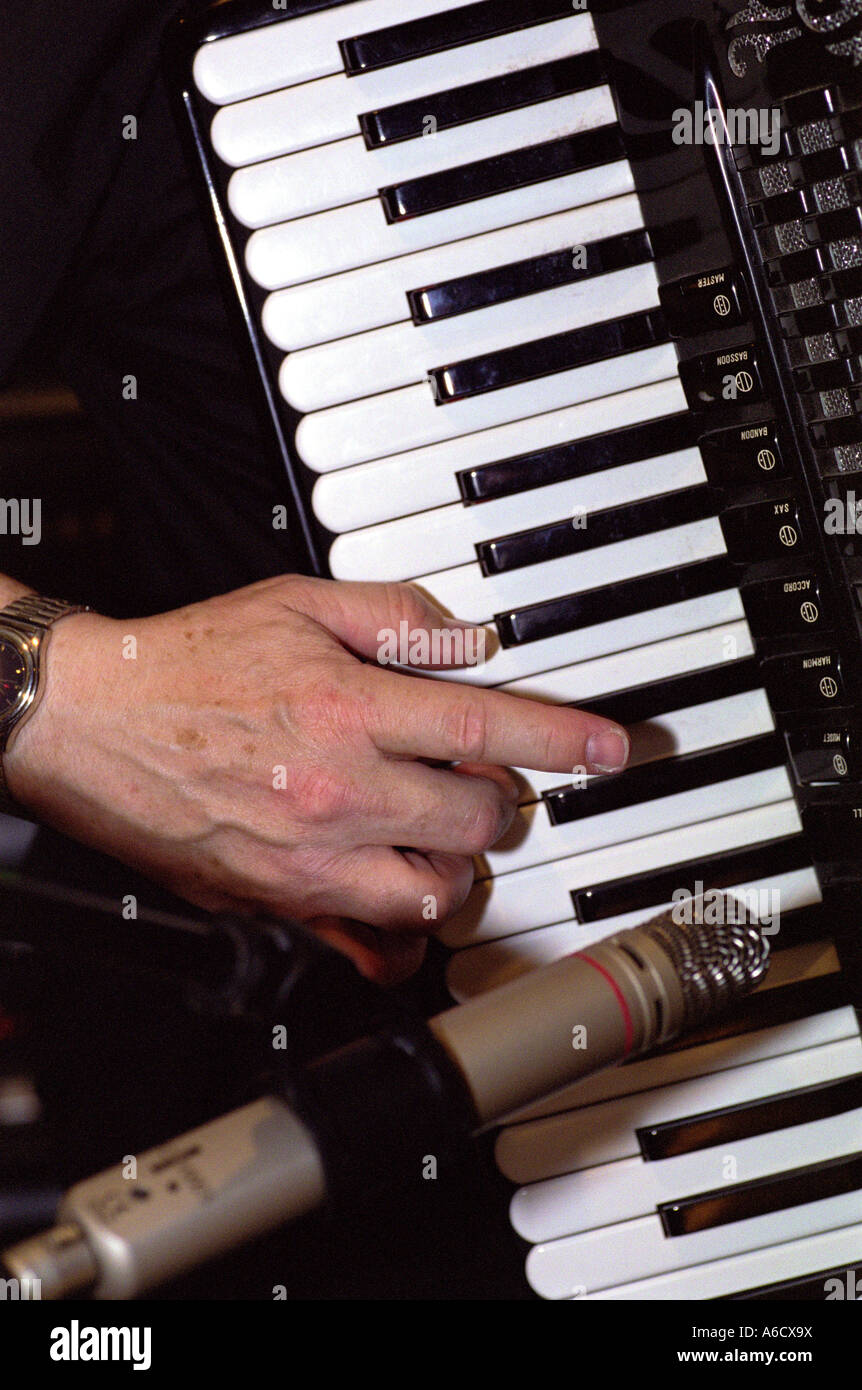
[167,0,862,1299]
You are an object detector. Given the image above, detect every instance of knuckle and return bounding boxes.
[288,763,356,826]
[538,718,561,769]
[458,794,503,856]
[443,695,489,764]
[287,678,367,744]
[430,864,474,920]
[383,581,432,632]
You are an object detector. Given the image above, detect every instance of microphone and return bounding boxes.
[431,901,770,1124]
[2,901,769,1299]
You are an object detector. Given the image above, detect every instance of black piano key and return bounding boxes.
[659,1151,862,1237]
[477,486,715,576]
[732,128,793,169]
[778,301,842,336]
[408,228,652,323]
[785,315,862,354]
[639,1073,862,1161]
[808,413,862,448]
[544,733,783,826]
[810,206,862,242]
[340,0,575,75]
[572,834,809,923]
[759,901,829,949]
[379,125,626,222]
[794,357,862,394]
[657,971,849,1057]
[725,1259,862,1300]
[765,243,831,282]
[831,323,862,358]
[782,88,841,124]
[818,264,862,299]
[581,657,762,727]
[752,188,810,226]
[458,411,696,504]
[754,174,862,226]
[496,555,734,649]
[430,307,668,404]
[799,142,858,179]
[360,52,605,148]
[837,104,862,139]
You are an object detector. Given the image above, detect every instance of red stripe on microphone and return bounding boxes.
[575,953,635,1055]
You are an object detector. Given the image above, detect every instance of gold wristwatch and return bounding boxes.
[0,595,90,814]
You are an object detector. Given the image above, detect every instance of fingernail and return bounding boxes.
[585,728,630,774]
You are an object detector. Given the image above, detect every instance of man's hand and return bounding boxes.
[4,575,629,983]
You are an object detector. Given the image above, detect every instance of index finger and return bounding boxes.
[362,665,630,775]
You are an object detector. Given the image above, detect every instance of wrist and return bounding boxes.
[3,609,108,814]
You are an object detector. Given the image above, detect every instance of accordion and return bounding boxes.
[167,0,862,1298]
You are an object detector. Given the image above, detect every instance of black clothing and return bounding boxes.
[1,0,304,619]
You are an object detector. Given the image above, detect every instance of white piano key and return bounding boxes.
[583,1220,862,1299]
[279,261,659,410]
[440,798,803,947]
[328,446,702,582]
[446,867,821,1001]
[512,1107,862,1243]
[228,88,617,227]
[498,622,756,716]
[482,766,792,880]
[261,194,643,337]
[498,1035,862,1184]
[211,16,597,166]
[311,376,686,533]
[425,588,746,689]
[621,689,774,768]
[525,1187,862,1299]
[296,344,679,471]
[516,683,770,801]
[415,516,726,625]
[245,164,634,288]
[193,0,492,104]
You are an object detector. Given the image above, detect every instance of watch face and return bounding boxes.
[0,638,27,717]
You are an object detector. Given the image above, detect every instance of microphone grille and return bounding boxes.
[637,898,770,1028]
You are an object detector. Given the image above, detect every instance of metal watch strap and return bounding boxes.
[0,595,89,630]
[0,596,89,816]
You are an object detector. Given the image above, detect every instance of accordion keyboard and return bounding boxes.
[173,0,862,1297]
